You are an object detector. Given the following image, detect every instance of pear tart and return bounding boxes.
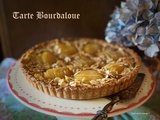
[20,38,141,100]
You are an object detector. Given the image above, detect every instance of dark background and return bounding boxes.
[0,0,122,61]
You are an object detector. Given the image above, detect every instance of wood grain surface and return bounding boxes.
[0,0,122,58]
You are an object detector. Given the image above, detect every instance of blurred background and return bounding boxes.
[0,0,122,61]
[1,1,160,120]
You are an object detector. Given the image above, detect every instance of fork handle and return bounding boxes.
[91,97,120,120]
[91,110,108,120]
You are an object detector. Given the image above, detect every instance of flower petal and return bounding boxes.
[153,0,159,6]
[127,0,139,10]
[144,44,159,57]
[146,26,159,35]
[142,10,154,20]
[138,4,144,13]
[138,44,148,50]
[136,27,146,36]
[158,36,160,41]
[154,11,160,20]
[133,36,145,45]
[145,1,153,9]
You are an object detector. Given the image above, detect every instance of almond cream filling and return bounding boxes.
[22,39,136,87]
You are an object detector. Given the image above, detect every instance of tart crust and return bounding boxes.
[20,38,141,100]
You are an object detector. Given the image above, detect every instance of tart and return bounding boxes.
[20,38,141,100]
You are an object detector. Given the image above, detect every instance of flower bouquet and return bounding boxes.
[105,0,160,58]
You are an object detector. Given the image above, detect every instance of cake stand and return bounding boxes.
[7,61,155,120]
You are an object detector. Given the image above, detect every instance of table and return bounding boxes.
[0,58,160,120]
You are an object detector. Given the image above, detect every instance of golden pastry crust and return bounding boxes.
[20,38,141,99]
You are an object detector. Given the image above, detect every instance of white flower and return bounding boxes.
[144,44,159,57]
